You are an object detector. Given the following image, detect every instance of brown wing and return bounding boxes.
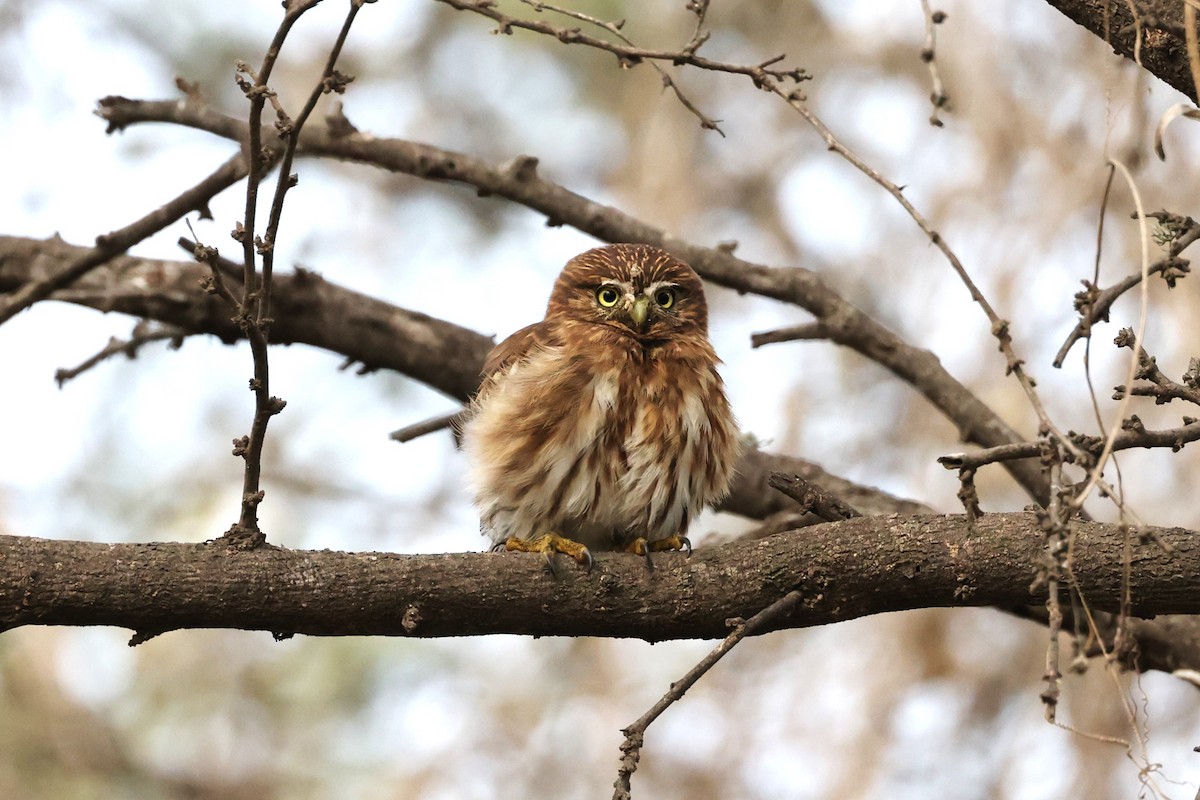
[458,321,559,446]
[480,321,559,382]
[453,322,557,445]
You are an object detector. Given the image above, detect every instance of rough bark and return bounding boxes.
[2,514,1195,659]
[1045,0,1196,100]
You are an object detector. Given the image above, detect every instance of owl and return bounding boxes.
[461,243,739,568]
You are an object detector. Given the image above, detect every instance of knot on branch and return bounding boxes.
[192,241,219,263]
[556,26,582,43]
[502,155,539,182]
[219,522,267,551]
[402,605,422,634]
[94,95,135,134]
[1159,257,1190,288]
[1184,358,1200,390]
[325,101,359,138]
[1121,415,1146,434]
[1072,280,1103,316]
[324,69,355,95]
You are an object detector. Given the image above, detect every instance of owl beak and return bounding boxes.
[627,296,650,328]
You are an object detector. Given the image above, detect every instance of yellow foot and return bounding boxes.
[504,533,593,572]
[621,534,692,570]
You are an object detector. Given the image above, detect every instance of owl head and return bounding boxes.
[546,243,709,341]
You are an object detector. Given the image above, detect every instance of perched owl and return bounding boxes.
[462,243,739,568]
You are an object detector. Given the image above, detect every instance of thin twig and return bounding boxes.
[177,236,245,282]
[938,419,1200,471]
[389,410,467,443]
[684,0,710,47]
[749,322,829,348]
[54,321,189,387]
[518,0,725,134]
[222,0,359,542]
[1114,333,1200,406]
[918,1,950,127]
[1054,211,1198,367]
[1079,166,1119,511]
[259,0,363,321]
[437,0,810,87]
[612,590,804,800]
[1036,448,1069,722]
[1067,159,1149,512]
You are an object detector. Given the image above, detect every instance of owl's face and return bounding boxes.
[546,243,709,341]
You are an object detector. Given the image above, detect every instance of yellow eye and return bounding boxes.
[654,288,676,309]
[596,286,620,308]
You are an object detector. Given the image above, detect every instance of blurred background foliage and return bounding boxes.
[3,0,1200,797]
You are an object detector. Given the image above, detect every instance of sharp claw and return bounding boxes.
[681,536,692,557]
[502,534,592,574]
[642,545,655,572]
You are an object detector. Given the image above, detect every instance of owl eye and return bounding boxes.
[653,288,676,309]
[596,286,620,308]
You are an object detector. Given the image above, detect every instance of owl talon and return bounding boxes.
[504,533,593,572]
[649,534,692,555]
[620,536,688,571]
[625,537,655,571]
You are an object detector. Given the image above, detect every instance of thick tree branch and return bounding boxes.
[1,514,1196,666]
[1044,0,1198,101]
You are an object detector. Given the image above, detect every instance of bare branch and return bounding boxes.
[518,0,725,134]
[258,0,364,320]
[1113,329,1200,407]
[54,320,189,388]
[938,418,1200,471]
[390,410,466,443]
[434,0,809,87]
[919,1,951,127]
[613,590,803,799]
[1054,214,1199,368]
[749,321,829,348]
[215,0,360,543]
